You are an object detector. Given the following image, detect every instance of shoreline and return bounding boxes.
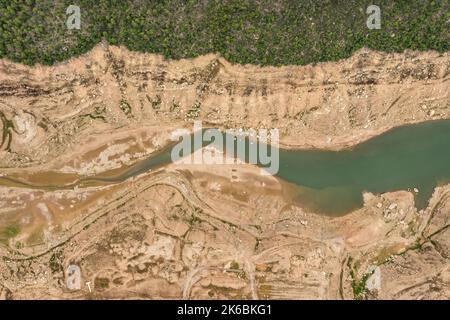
[276,118,450,151]
[1,45,448,169]
[1,117,448,182]
[1,118,450,186]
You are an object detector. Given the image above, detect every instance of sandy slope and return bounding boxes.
[0,45,449,300]
[0,43,448,167]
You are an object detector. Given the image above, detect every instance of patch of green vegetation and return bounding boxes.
[170,100,181,113]
[1,225,20,239]
[186,101,201,120]
[151,95,162,110]
[254,238,261,251]
[94,277,110,290]
[49,252,64,273]
[237,270,247,280]
[0,1,447,66]
[347,257,374,300]
[119,99,132,116]
[230,261,240,270]
[406,219,418,236]
[350,271,372,300]
[187,213,202,225]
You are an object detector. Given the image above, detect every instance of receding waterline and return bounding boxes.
[2,120,450,216]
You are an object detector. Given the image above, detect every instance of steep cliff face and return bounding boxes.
[0,44,449,168]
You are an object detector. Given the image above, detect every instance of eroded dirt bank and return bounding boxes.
[0,44,449,168]
[0,45,449,300]
[1,165,450,300]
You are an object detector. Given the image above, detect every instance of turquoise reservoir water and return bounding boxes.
[4,120,448,216]
[277,120,450,215]
[95,120,450,216]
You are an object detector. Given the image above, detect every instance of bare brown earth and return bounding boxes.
[0,44,449,300]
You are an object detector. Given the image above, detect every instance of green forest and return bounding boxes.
[0,0,448,66]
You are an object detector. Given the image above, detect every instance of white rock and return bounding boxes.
[388,203,397,210]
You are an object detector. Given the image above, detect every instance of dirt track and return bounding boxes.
[0,45,449,299]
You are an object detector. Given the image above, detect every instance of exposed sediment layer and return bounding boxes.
[0,44,448,168]
[0,46,449,300]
